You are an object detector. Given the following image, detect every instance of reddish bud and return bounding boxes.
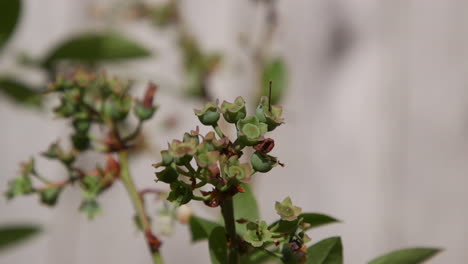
[254,138,275,153]
[143,83,157,108]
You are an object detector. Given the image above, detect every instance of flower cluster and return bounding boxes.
[153,96,284,207]
[5,70,157,219]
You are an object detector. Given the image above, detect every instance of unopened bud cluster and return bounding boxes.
[6,70,157,219]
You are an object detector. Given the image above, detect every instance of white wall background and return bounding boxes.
[1,0,468,263]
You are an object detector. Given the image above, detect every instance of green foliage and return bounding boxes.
[0,0,21,51]
[0,77,42,107]
[306,237,343,264]
[42,32,151,67]
[232,183,259,235]
[262,58,287,104]
[368,248,441,264]
[269,213,340,234]
[208,226,228,264]
[188,216,221,242]
[0,225,41,252]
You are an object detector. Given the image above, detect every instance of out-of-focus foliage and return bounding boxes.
[0,0,21,51]
[368,248,442,264]
[0,225,41,252]
[0,77,42,107]
[42,32,151,68]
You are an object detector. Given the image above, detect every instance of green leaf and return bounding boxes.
[261,58,287,104]
[306,236,343,264]
[208,226,228,264]
[232,183,259,234]
[270,213,340,234]
[0,225,41,252]
[0,0,21,51]
[42,32,151,67]
[368,248,441,264]
[189,216,221,242]
[0,78,42,107]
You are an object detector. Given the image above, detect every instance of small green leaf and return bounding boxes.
[42,32,151,67]
[261,58,287,104]
[0,78,42,107]
[0,0,21,51]
[270,213,340,234]
[208,226,228,264]
[189,216,221,242]
[0,225,41,252]
[232,183,259,235]
[306,236,343,264]
[368,248,441,264]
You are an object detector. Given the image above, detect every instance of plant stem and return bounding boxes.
[119,151,163,264]
[213,124,225,138]
[221,198,239,264]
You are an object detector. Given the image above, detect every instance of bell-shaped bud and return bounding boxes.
[40,187,62,206]
[169,139,197,165]
[195,143,220,168]
[194,101,220,126]
[134,82,158,121]
[71,133,90,151]
[250,151,277,173]
[220,96,247,123]
[167,181,193,206]
[79,198,102,220]
[160,150,174,166]
[225,156,254,181]
[256,96,285,131]
[73,118,91,134]
[42,142,62,159]
[244,221,273,247]
[5,175,33,199]
[237,116,268,146]
[275,197,302,221]
[103,95,132,121]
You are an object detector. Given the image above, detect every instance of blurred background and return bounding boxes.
[1,0,467,263]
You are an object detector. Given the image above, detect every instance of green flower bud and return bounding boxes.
[73,119,91,134]
[256,96,285,131]
[79,198,102,220]
[134,101,156,121]
[220,96,246,123]
[43,142,62,159]
[195,143,219,168]
[275,197,302,221]
[244,221,273,247]
[155,166,179,183]
[183,131,200,145]
[160,150,174,166]
[54,98,76,118]
[103,95,132,121]
[250,151,277,173]
[225,156,253,181]
[167,181,193,206]
[71,133,90,151]
[40,187,62,206]
[194,102,220,126]
[237,116,268,146]
[5,175,33,199]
